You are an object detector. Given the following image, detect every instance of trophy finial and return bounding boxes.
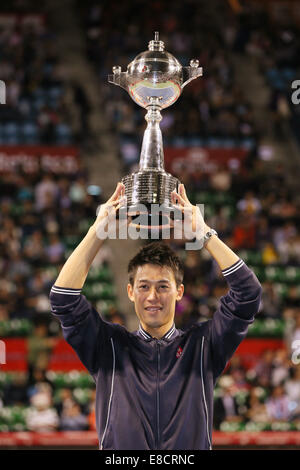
[148,31,165,51]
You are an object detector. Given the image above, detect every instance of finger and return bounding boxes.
[171,190,186,207]
[179,184,189,202]
[108,182,123,202]
[114,198,127,212]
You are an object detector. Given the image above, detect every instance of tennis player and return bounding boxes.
[49,182,261,450]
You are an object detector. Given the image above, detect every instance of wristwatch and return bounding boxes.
[203,228,218,245]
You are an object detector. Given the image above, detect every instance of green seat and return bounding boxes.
[86,283,116,300]
[95,300,117,315]
[245,421,271,431]
[264,266,283,282]
[220,421,245,432]
[271,421,293,431]
[284,267,300,283]
[73,388,93,405]
[0,319,33,337]
[261,319,284,337]
[273,283,289,298]
[88,265,113,282]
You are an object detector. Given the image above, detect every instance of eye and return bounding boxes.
[139,285,148,290]
[159,285,169,290]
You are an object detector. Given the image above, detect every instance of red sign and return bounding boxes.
[0,338,85,372]
[48,339,86,372]
[164,147,247,175]
[0,146,79,174]
[0,338,28,371]
[235,338,285,369]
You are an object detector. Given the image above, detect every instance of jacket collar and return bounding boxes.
[138,323,177,342]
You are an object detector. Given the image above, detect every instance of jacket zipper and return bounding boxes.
[155,340,161,449]
[201,336,212,450]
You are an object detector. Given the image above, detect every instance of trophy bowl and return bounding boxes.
[108,32,202,230]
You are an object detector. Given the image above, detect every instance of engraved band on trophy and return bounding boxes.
[108,32,203,229]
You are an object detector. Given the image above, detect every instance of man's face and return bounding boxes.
[127,263,184,332]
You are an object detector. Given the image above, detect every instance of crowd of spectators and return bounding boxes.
[226,0,300,144]
[0,2,92,147]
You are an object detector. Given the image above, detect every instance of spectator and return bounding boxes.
[59,401,88,431]
[245,388,269,424]
[26,390,59,432]
[213,376,242,430]
[55,388,75,417]
[266,385,291,422]
[3,373,29,407]
[45,234,65,264]
[27,322,57,377]
[34,174,59,212]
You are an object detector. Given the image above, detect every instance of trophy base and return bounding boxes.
[120,170,182,231]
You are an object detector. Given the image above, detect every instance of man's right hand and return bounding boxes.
[93,182,130,239]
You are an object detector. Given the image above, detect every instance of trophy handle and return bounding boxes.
[181,61,203,89]
[108,67,128,90]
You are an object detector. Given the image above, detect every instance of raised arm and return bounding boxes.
[49,182,126,375]
[172,184,262,380]
[54,182,125,289]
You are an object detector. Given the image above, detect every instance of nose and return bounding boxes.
[147,286,159,301]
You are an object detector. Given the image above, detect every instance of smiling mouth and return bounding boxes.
[145,307,162,312]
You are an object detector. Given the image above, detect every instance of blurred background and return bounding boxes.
[0,0,299,450]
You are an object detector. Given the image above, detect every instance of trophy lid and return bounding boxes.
[126,32,182,109]
[108,32,203,109]
[148,31,165,51]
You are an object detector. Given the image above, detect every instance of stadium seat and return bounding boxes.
[2,122,20,144]
[20,122,39,144]
[55,123,72,145]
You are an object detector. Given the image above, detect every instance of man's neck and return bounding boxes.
[140,322,174,340]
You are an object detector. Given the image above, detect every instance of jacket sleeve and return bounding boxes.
[49,285,115,376]
[210,259,262,382]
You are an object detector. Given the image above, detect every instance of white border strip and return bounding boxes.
[165,324,176,339]
[222,259,244,276]
[201,336,212,450]
[139,326,151,339]
[100,337,116,450]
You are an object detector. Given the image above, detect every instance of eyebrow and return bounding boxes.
[137,279,171,284]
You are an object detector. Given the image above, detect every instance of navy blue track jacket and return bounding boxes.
[49,258,262,450]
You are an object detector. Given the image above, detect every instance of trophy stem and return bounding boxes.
[139,98,164,171]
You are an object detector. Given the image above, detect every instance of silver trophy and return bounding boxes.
[108,32,202,229]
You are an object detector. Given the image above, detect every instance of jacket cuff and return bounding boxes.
[50,285,82,297]
[221,259,245,278]
[221,259,262,302]
[49,285,82,314]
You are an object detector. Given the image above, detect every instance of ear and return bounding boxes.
[127,283,134,302]
[176,283,184,301]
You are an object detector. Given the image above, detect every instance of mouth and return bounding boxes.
[145,307,162,312]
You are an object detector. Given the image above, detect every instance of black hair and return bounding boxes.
[128,242,184,287]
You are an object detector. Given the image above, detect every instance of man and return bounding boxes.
[49,182,262,450]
